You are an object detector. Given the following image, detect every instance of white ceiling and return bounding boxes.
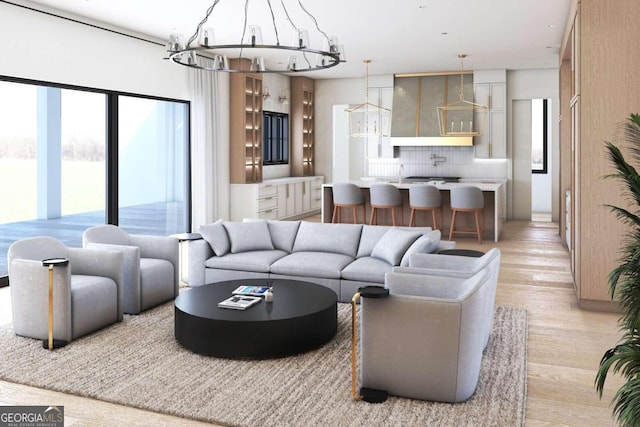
[25,0,572,79]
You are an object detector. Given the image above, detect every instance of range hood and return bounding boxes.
[390,72,474,146]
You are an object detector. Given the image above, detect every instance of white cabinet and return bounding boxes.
[310,177,323,210]
[473,81,506,159]
[277,182,304,217]
[230,176,324,221]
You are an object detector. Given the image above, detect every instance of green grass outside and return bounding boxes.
[0,159,105,224]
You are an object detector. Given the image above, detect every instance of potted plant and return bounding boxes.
[596,113,640,426]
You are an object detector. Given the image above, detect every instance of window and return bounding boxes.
[263,111,288,165]
[532,98,548,174]
[0,77,190,280]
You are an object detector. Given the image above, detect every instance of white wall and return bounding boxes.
[0,1,189,100]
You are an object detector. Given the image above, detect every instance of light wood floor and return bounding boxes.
[0,220,624,426]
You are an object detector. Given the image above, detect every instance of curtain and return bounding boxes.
[189,58,227,230]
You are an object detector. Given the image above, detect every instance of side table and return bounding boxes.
[170,233,203,287]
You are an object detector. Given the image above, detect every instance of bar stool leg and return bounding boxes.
[474,210,483,244]
[332,206,339,223]
[409,208,416,227]
[449,210,457,241]
[369,208,376,225]
[352,206,358,224]
[431,209,438,230]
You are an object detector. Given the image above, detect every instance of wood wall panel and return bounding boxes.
[572,0,640,304]
[559,61,571,248]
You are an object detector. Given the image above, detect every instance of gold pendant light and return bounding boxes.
[437,54,487,137]
[345,60,391,138]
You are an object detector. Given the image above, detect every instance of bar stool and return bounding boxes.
[369,183,403,226]
[332,182,366,224]
[409,184,442,229]
[449,185,485,243]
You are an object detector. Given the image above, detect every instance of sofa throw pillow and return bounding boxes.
[199,219,230,256]
[371,228,422,266]
[400,230,441,267]
[267,220,301,253]
[224,221,274,253]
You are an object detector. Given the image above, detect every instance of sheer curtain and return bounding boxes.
[189,58,229,230]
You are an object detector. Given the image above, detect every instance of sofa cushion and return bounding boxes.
[224,221,274,253]
[268,220,301,253]
[356,225,393,258]
[292,222,362,258]
[199,219,230,256]
[371,228,422,266]
[270,252,355,279]
[400,230,441,267]
[204,250,288,273]
[341,256,392,283]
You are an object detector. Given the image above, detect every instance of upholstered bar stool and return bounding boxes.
[449,185,485,243]
[369,183,403,226]
[332,182,366,224]
[409,184,442,229]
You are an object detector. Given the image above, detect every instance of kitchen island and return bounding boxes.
[321,180,505,242]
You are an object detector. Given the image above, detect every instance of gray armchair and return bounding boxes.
[394,248,501,349]
[357,261,498,403]
[8,236,124,344]
[83,225,179,314]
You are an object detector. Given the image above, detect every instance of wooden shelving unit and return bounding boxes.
[230,60,263,183]
[290,77,314,176]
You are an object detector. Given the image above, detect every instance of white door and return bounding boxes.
[512,100,532,220]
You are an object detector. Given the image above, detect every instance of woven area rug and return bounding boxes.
[0,303,527,426]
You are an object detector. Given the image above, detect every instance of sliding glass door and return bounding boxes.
[118,96,189,235]
[0,78,190,280]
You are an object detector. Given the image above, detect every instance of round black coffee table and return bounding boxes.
[174,279,338,358]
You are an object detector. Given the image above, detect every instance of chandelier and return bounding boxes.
[437,54,487,137]
[166,0,345,73]
[345,60,391,138]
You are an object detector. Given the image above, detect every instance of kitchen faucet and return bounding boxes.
[431,154,446,167]
[398,163,404,184]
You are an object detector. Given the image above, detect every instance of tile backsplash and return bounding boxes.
[367,146,509,180]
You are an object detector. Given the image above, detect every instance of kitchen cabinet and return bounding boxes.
[230,176,324,221]
[473,80,506,159]
[230,60,263,183]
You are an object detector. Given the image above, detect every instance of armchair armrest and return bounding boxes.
[9,258,73,343]
[129,234,179,292]
[185,239,213,287]
[385,270,489,301]
[408,252,478,271]
[67,247,125,320]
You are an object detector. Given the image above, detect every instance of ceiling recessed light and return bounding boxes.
[441,32,448,35]
[418,5,427,9]
[547,24,555,28]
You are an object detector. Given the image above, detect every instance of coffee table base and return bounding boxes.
[174,279,338,359]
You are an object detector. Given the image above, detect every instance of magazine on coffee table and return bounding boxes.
[218,295,262,310]
[232,285,272,297]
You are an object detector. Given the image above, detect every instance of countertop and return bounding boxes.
[324,180,504,192]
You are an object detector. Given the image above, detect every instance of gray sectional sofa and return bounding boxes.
[185,219,454,302]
